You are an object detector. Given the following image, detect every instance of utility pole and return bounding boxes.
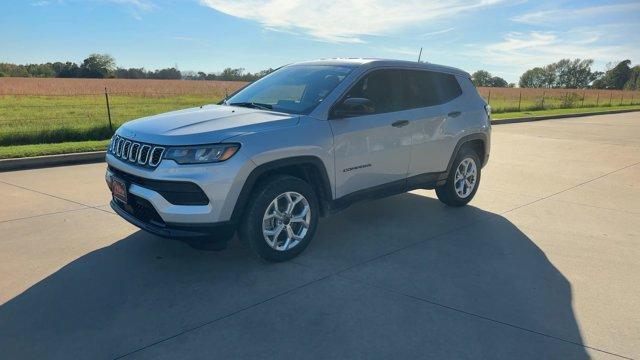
[417,47,423,63]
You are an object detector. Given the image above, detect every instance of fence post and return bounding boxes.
[541,91,546,109]
[596,92,600,106]
[563,92,568,108]
[518,91,522,111]
[620,94,624,106]
[609,92,613,106]
[104,87,113,134]
[581,91,585,107]
[487,90,491,106]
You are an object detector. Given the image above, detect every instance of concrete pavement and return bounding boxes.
[1,113,639,359]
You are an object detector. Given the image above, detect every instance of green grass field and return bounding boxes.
[0,94,220,146]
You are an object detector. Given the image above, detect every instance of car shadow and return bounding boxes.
[0,193,589,359]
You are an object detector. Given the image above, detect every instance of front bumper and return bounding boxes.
[110,200,235,240]
[105,152,255,224]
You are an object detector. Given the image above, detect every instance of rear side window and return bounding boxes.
[403,70,441,108]
[402,70,462,109]
[342,69,404,114]
[437,73,463,103]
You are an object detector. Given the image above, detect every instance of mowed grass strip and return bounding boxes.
[0,140,110,159]
[0,94,222,146]
[492,104,640,120]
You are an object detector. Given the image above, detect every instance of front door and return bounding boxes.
[329,69,412,198]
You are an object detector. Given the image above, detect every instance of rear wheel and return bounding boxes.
[436,147,481,207]
[239,175,319,262]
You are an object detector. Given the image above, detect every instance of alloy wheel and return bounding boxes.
[262,191,311,251]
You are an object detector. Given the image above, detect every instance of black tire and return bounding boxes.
[436,147,481,207]
[239,175,319,262]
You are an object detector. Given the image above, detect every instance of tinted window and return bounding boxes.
[403,70,463,109]
[403,70,441,108]
[342,69,404,114]
[437,73,463,103]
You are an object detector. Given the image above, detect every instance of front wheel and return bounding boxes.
[239,175,319,262]
[436,147,481,207]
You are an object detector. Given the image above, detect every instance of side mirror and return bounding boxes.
[332,97,375,118]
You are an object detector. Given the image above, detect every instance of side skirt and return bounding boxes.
[326,171,447,214]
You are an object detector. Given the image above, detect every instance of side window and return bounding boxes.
[435,73,463,103]
[402,70,463,110]
[403,70,441,109]
[342,69,404,114]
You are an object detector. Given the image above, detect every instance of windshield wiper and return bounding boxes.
[228,102,273,110]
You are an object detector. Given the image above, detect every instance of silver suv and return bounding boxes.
[105,59,491,261]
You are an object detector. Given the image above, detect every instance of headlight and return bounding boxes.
[164,143,240,164]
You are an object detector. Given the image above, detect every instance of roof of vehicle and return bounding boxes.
[292,58,470,77]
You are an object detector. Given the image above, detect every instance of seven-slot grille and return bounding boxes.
[109,135,165,168]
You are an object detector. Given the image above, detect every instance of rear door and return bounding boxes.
[403,70,464,177]
[329,69,412,198]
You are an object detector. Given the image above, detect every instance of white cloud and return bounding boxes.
[475,29,640,81]
[420,27,455,37]
[199,0,502,43]
[513,3,640,25]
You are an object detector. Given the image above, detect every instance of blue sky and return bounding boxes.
[2,0,639,82]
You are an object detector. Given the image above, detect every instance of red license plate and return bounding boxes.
[112,177,128,203]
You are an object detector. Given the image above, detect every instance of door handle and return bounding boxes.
[391,120,410,128]
[448,111,462,118]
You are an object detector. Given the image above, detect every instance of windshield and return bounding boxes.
[225,65,354,115]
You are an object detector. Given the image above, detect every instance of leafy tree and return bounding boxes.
[115,67,148,79]
[149,67,182,79]
[471,70,492,86]
[80,53,116,78]
[0,56,276,81]
[520,67,551,88]
[25,63,55,77]
[219,68,245,81]
[489,76,508,87]
[593,60,632,89]
[551,59,598,88]
[471,70,508,87]
[624,66,640,91]
[52,62,80,78]
[520,59,598,88]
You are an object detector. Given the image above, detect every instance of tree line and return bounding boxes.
[0,53,275,82]
[3,53,639,90]
[472,59,640,90]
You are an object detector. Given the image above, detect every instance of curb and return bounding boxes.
[0,151,106,172]
[1,108,639,172]
[491,108,640,125]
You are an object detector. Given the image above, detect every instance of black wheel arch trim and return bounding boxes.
[230,156,333,224]
[445,133,488,175]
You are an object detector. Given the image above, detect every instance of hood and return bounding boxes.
[116,104,299,145]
